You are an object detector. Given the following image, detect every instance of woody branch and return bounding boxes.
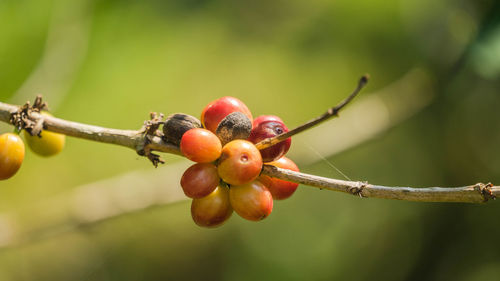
[0,76,496,204]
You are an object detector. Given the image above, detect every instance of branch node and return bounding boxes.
[473,182,496,202]
[9,95,49,134]
[347,181,367,198]
[140,112,164,136]
[138,112,166,167]
[31,118,45,137]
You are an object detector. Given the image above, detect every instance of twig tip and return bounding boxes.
[361,74,370,84]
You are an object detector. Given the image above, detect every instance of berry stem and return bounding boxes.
[255,75,369,150]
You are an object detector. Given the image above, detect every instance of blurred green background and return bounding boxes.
[1,0,500,280]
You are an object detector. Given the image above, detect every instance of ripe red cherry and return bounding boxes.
[252,115,283,128]
[259,157,299,200]
[0,133,25,180]
[217,140,262,186]
[201,96,253,133]
[181,163,220,198]
[191,186,233,228]
[180,128,222,163]
[229,181,273,221]
[248,116,291,162]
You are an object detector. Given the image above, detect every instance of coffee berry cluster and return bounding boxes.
[0,112,65,180]
[170,96,299,228]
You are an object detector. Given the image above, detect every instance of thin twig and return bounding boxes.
[255,74,370,150]
[262,165,498,203]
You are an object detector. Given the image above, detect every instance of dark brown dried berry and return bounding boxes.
[162,113,202,146]
[215,112,252,145]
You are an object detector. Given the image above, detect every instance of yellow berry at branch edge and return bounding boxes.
[23,112,65,157]
[0,133,25,180]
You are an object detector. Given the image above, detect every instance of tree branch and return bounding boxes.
[262,165,498,203]
[255,74,369,150]
[0,98,497,204]
[0,101,181,156]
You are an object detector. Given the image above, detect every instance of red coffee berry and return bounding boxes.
[181,163,220,198]
[180,128,222,163]
[229,181,273,221]
[248,116,291,162]
[252,115,283,128]
[201,96,253,133]
[259,157,299,200]
[191,186,233,228]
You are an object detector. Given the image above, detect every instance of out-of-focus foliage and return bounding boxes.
[0,0,499,280]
